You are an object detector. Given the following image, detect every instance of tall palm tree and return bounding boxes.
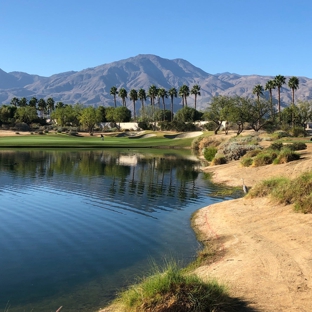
[288,76,299,106]
[190,85,201,110]
[274,75,286,114]
[118,88,127,107]
[138,88,146,116]
[265,80,276,110]
[168,87,177,121]
[47,97,55,114]
[158,88,168,120]
[252,84,264,103]
[38,98,47,117]
[110,86,118,107]
[19,97,28,107]
[29,97,38,108]
[265,80,276,119]
[179,85,190,107]
[147,85,158,107]
[129,89,138,120]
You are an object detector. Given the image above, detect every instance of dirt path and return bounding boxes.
[193,144,312,311]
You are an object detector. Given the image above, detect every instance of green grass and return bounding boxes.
[248,172,312,213]
[0,132,195,149]
[114,261,232,312]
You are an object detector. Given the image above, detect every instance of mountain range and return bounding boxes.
[1,54,312,111]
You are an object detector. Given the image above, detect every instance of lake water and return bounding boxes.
[0,149,239,311]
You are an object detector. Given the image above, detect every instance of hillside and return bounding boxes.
[1,54,312,111]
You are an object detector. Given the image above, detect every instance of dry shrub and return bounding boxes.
[198,136,223,151]
[211,157,227,166]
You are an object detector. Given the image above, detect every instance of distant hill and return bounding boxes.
[1,54,312,111]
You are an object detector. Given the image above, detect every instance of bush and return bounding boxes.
[198,136,222,151]
[290,127,307,137]
[203,147,218,161]
[138,121,152,130]
[218,142,261,161]
[203,121,216,131]
[288,142,307,151]
[275,148,300,164]
[211,156,227,165]
[272,130,290,139]
[240,157,253,167]
[269,142,283,151]
[253,150,278,166]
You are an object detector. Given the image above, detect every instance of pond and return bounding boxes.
[0,149,240,311]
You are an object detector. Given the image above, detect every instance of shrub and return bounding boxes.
[275,148,300,164]
[290,127,307,137]
[198,136,222,151]
[269,142,283,151]
[252,150,278,166]
[272,130,290,139]
[240,157,253,167]
[219,142,261,161]
[244,149,262,158]
[203,147,218,161]
[288,142,307,151]
[203,121,216,131]
[249,177,290,198]
[211,156,227,165]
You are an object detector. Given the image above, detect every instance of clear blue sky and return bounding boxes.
[1,0,311,77]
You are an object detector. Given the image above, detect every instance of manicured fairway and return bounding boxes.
[0,133,197,148]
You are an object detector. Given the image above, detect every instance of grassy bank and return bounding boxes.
[0,132,196,149]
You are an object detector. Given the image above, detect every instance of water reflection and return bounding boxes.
[0,149,238,311]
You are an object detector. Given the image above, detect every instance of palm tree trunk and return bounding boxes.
[194,95,197,110]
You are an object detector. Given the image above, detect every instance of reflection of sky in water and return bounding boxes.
[0,150,239,311]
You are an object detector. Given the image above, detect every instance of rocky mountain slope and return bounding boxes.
[1,54,312,111]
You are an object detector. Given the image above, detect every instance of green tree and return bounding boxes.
[47,97,55,114]
[203,96,233,134]
[114,106,131,128]
[29,97,38,108]
[179,85,190,107]
[38,98,47,117]
[19,97,28,107]
[274,75,286,115]
[138,88,147,117]
[110,86,118,107]
[56,101,64,109]
[174,107,202,122]
[118,88,127,107]
[0,105,17,124]
[252,84,264,103]
[168,87,177,121]
[129,89,138,120]
[158,88,168,120]
[79,107,101,133]
[10,97,19,107]
[97,106,107,122]
[190,85,201,110]
[15,106,38,124]
[247,98,271,131]
[105,107,116,123]
[288,76,299,106]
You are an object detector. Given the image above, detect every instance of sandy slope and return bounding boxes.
[193,144,312,311]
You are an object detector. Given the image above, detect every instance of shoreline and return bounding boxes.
[192,144,312,311]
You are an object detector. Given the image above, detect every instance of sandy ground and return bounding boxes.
[193,142,312,311]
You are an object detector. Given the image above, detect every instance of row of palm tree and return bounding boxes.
[110,84,201,120]
[252,75,300,114]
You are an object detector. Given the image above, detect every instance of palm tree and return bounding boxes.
[178,85,190,107]
[19,97,28,107]
[110,86,118,107]
[38,98,47,117]
[129,89,138,120]
[10,97,19,107]
[190,85,201,110]
[29,97,38,108]
[252,84,264,103]
[265,80,276,109]
[118,88,127,107]
[288,76,299,106]
[265,80,276,119]
[46,97,55,114]
[274,75,286,114]
[158,88,168,120]
[147,85,158,107]
[56,102,64,109]
[168,87,177,121]
[138,88,146,116]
